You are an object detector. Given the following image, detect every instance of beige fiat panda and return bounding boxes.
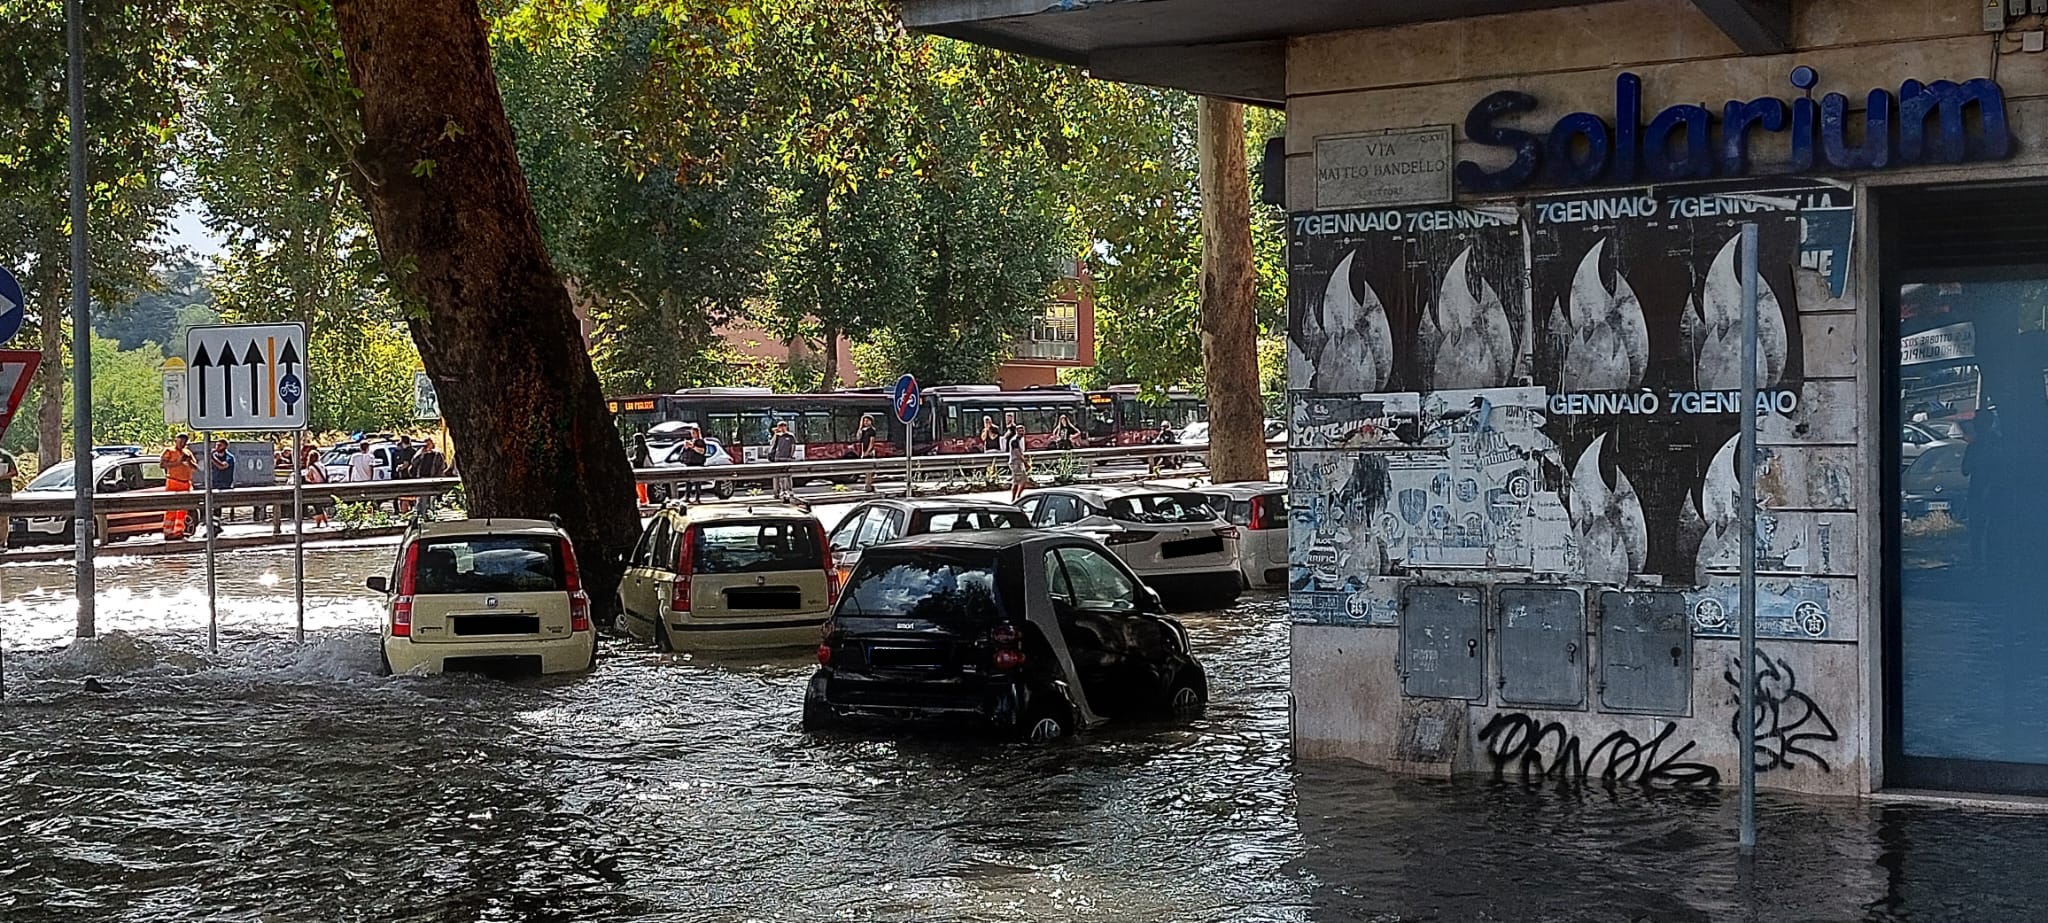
[617,502,836,651]
[370,518,598,675]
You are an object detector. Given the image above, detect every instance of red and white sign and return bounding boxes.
[0,349,40,440]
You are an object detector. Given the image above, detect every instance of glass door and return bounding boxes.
[1893,272,2048,793]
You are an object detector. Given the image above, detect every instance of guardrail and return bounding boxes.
[1,440,1286,520]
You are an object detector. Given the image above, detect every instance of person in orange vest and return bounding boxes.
[160,433,199,540]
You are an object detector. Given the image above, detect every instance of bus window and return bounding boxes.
[801,412,835,445]
[706,413,742,447]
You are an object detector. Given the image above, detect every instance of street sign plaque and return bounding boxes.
[185,322,308,431]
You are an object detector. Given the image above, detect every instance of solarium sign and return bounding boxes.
[1456,67,2013,193]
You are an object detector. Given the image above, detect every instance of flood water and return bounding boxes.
[2,546,2045,921]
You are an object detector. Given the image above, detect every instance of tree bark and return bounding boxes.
[820,326,840,390]
[1196,97,1270,484]
[332,0,641,605]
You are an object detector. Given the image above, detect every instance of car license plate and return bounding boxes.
[1162,536,1224,559]
[1928,501,1951,512]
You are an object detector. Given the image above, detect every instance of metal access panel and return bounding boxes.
[1400,585,1486,700]
[1495,585,1588,709]
[1597,589,1694,716]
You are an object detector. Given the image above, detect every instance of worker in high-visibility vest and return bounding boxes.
[160,434,199,540]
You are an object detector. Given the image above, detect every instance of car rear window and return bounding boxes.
[693,520,822,574]
[1106,492,1217,524]
[916,508,1030,533]
[412,536,564,594]
[839,555,1001,624]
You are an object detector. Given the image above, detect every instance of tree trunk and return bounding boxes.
[820,327,840,390]
[36,264,64,465]
[1196,97,1270,484]
[332,0,641,606]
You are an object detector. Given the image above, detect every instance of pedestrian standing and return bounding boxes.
[769,420,797,497]
[0,448,15,552]
[298,446,329,528]
[1051,412,1081,450]
[679,428,708,503]
[391,435,419,478]
[1008,422,1031,502]
[207,438,236,536]
[408,438,449,516]
[975,415,998,453]
[160,433,199,540]
[631,433,653,506]
[856,413,879,491]
[347,443,378,482]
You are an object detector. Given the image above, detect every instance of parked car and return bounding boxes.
[366,518,597,676]
[651,437,737,500]
[1903,440,1970,520]
[1201,483,1288,588]
[827,498,1031,579]
[805,530,1207,741]
[1900,422,1957,469]
[1017,484,1242,609]
[616,501,836,651]
[322,442,400,482]
[11,452,178,546]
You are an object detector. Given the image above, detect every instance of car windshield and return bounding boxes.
[25,466,77,490]
[840,554,1001,625]
[412,536,564,594]
[693,520,820,574]
[917,508,1030,533]
[1106,492,1217,524]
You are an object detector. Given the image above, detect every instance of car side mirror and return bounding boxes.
[366,575,389,594]
[1141,587,1165,613]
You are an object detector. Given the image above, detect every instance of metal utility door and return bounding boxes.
[1597,589,1692,716]
[1495,586,1587,708]
[1400,585,1486,700]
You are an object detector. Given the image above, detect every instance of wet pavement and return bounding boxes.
[2,546,2045,921]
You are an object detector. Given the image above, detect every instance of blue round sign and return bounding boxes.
[0,267,24,344]
[890,373,920,425]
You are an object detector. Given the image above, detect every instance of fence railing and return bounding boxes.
[1,440,1284,520]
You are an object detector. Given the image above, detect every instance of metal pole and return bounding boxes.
[904,418,914,499]
[293,429,304,644]
[1737,221,1760,851]
[66,0,94,640]
[204,430,217,654]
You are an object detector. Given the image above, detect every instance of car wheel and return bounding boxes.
[714,481,735,500]
[1021,701,1070,744]
[1167,673,1207,719]
[802,695,835,732]
[377,648,394,677]
[654,617,675,653]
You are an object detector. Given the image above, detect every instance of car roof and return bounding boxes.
[1028,482,1208,503]
[1201,482,1286,499]
[868,498,1026,512]
[408,518,565,539]
[865,528,1072,554]
[668,502,815,523]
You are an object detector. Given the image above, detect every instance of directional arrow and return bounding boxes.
[217,340,239,418]
[242,340,264,417]
[192,343,215,418]
[278,338,302,415]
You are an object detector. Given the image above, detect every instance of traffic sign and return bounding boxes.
[890,374,919,424]
[0,349,41,439]
[161,357,188,426]
[0,267,23,343]
[413,371,441,420]
[186,322,308,431]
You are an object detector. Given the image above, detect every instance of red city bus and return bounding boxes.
[606,389,902,461]
[1083,386,1209,445]
[916,385,1089,454]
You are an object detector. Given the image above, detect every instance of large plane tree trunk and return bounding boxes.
[333,0,641,605]
[1197,97,1270,484]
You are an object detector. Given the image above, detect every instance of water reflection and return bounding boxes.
[0,553,2042,920]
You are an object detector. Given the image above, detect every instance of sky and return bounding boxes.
[167,203,223,262]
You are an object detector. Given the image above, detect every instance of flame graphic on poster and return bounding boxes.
[1694,434,1745,582]
[1555,239,1649,390]
[1569,433,1647,583]
[1419,246,1514,390]
[1683,235,1787,390]
[1298,250,1394,393]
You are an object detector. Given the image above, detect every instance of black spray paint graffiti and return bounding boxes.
[1478,713,1722,788]
[1726,653,1839,773]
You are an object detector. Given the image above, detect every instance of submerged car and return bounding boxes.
[805,531,1207,742]
[1017,484,1242,609]
[827,498,1031,580]
[368,518,597,676]
[617,502,836,650]
[1201,483,1288,589]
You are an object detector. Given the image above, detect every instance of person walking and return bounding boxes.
[297,445,329,528]
[769,420,797,498]
[631,433,653,506]
[206,438,236,536]
[679,427,708,503]
[1050,412,1082,451]
[975,415,999,453]
[160,433,199,540]
[1007,422,1031,501]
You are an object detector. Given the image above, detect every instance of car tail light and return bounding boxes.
[561,539,592,632]
[670,526,696,613]
[992,648,1026,671]
[816,643,833,665]
[392,543,418,637]
[813,522,841,606]
[989,623,1025,672]
[1249,495,1282,530]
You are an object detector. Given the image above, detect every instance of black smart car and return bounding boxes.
[804,530,1208,742]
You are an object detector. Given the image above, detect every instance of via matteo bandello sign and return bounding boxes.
[1458,67,2013,193]
[1316,126,1453,208]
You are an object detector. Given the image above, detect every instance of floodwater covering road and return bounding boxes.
[3,546,2045,921]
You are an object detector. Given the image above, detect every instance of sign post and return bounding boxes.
[891,374,919,498]
[1737,222,1760,852]
[186,323,311,651]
